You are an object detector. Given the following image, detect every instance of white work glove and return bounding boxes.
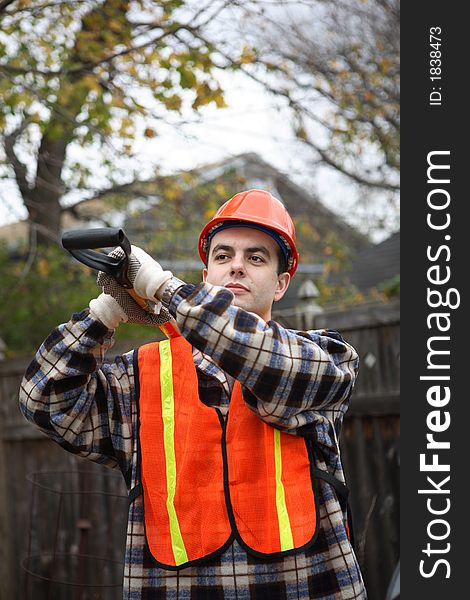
[89,292,128,330]
[129,245,173,301]
[89,245,173,329]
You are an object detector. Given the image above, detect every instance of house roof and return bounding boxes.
[191,152,370,257]
[329,231,400,292]
[123,152,371,267]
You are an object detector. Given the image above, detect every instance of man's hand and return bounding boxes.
[129,245,173,301]
[89,245,173,329]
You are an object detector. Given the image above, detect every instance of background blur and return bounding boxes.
[0,1,400,598]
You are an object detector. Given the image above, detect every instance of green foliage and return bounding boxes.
[0,243,95,355]
[0,242,160,357]
[380,274,400,299]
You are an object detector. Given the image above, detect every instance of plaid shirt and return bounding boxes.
[19,282,367,599]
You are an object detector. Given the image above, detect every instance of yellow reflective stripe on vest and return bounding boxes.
[159,340,188,565]
[273,428,294,550]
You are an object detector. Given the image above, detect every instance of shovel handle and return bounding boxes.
[61,227,181,338]
[61,227,133,288]
[61,227,130,252]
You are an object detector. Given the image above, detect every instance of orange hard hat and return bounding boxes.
[198,189,299,276]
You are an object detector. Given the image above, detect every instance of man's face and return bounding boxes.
[203,227,290,321]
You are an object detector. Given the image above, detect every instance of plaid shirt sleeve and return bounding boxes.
[170,283,359,444]
[18,309,136,480]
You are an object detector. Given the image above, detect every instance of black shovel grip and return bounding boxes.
[61,227,133,288]
[62,227,131,253]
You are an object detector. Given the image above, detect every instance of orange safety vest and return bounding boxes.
[133,336,334,570]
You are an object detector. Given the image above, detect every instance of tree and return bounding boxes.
[232,0,400,233]
[1,1,400,244]
[0,0,237,246]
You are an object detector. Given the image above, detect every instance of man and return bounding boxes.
[19,189,367,599]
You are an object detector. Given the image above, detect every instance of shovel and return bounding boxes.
[61,227,179,337]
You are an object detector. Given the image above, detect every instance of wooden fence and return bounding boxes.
[0,300,399,600]
[277,300,400,600]
[0,358,128,600]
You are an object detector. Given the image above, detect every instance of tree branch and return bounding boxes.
[66,0,235,77]
[300,134,399,191]
[62,181,147,210]
[0,0,16,12]
[3,119,32,205]
[1,0,87,14]
[0,64,62,77]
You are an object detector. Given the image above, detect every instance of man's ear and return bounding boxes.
[202,268,208,282]
[274,272,290,302]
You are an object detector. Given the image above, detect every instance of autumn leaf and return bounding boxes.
[143,127,157,138]
[240,46,257,64]
[163,94,183,111]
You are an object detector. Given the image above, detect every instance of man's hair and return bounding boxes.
[276,250,288,275]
